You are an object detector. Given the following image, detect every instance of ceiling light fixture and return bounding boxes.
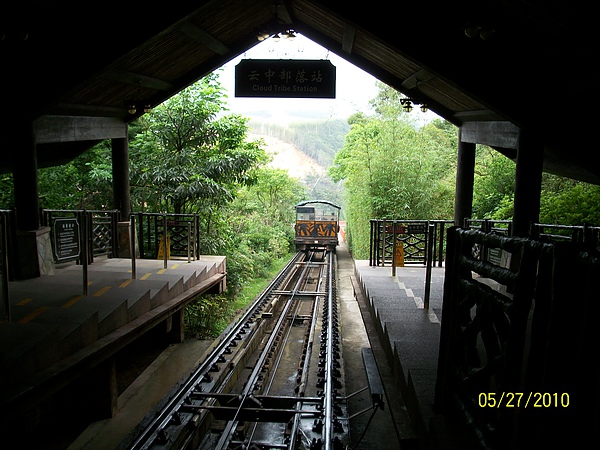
[125,101,152,115]
[464,25,495,40]
[256,28,297,42]
[257,31,271,41]
[127,102,137,115]
[400,98,428,113]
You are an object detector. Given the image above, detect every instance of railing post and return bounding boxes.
[111,210,119,258]
[369,220,374,266]
[81,210,88,295]
[187,222,191,264]
[137,212,145,259]
[381,219,386,267]
[391,220,397,277]
[130,214,136,279]
[195,214,200,259]
[163,215,168,269]
[1,212,10,322]
[438,221,446,267]
[424,223,435,311]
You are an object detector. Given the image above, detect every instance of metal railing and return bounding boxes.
[531,222,600,249]
[133,212,199,261]
[41,209,120,263]
[369,219,453,267]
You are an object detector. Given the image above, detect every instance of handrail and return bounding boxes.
[463,218,600,250]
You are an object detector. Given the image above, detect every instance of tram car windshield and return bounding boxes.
[294,200,340,253]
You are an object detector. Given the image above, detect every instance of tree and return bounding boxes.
[129,74,267,215]
[539,174,600,226]
[37,143,113,210]
[472,146,516,220]
[329,85,458,258]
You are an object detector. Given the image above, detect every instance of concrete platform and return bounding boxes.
[0,255,226,434]
[353,259,448,449]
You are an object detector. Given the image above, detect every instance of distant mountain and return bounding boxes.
[252,134,326,180]
[249,130,344,206]
[249,119,350,169]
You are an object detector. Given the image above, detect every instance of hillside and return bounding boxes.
[250,134,326,180]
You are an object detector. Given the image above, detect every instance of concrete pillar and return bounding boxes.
[11,121,48,279]
[111,135,131,220]
[454,128,476,227]
[165,310,185,343]
[513,129,543,237]
[12,121,40,231]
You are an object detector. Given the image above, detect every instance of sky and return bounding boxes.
[217,34,380,124]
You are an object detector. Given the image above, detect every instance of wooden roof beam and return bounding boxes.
[180,21,230,56]
[103,69,173,91]
[342,24,356,54]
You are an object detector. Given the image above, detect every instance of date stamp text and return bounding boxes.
[478,392,569,408]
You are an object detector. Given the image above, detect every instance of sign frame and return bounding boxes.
[52,217,81,262]
[235,59,336,99]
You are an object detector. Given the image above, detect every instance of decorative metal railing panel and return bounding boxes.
[88,210,119,258]
[435,227,599,448]
[42,209,119,263]
[369,219,453,266]
[136,213,199,260]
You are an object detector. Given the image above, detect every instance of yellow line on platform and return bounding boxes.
[157,269,167,274]
[170,264,180,269]
[93,286,112,297]
[120,279,133,288]
[19,306,48,323]
[140,273,152,280]
[62,295,84,308]
[16,298,33,306]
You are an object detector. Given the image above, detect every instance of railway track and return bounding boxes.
[119,250,357,450]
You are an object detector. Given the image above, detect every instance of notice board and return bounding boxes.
[53,218,81,262]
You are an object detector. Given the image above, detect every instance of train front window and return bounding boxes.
[296,207,315,221]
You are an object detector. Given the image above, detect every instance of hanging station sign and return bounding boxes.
[235,59,336,98]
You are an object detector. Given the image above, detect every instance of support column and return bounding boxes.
[12,121,40,231]
[111,135,131,220]
[454,128,476,227]
[513,129,543,237]
[11,121,49,279]
[165,310,185,344]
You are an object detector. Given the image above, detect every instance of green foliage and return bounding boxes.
[540,176,600,225]
[330,85,458,258]
[220,167,306,293]
[470,146,600,226]
[37,142,114,210]
[184,294,234,339]
[130,74,267,215]
[472,147,516,220]
[289,120,350,167]
[0,173,13,209]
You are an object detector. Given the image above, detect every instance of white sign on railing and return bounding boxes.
[52,217,81,262]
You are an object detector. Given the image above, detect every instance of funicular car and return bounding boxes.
[294,200,340,253]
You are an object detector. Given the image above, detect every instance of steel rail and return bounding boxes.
[124,252,305,450]
[213,252,317,450]
[287,257,325,449]
[323,250,335,450]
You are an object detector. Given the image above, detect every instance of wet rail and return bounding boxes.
[120,250,348,450]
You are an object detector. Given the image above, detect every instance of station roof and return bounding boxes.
[1,1,598,183]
